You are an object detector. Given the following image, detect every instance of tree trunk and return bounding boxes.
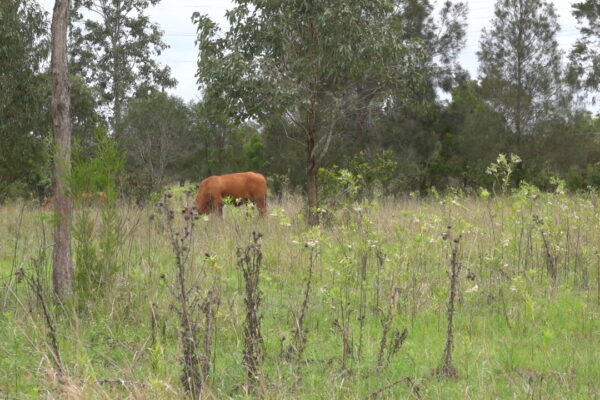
[305,17,320,226]
[515,0,523,141]
[111,0,123,131]
[306,124,319,226]
[355,80,376,153]
[51,0,74,301]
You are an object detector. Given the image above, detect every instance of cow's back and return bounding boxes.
[199,172,266,198]
[195,172,267,215]
[219,172,266,199]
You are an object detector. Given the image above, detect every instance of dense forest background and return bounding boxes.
[2,0,600,205]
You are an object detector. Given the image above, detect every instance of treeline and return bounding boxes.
[2,0,600,205]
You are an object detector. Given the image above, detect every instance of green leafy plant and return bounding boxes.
[485,153,522,195]
[70,133,125,298]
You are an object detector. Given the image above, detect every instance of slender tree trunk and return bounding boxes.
[306,123,319,226]
[355,80,375,153]
[51,0,74,301]
[515,0,523,141]
[305,15,320,226]
[111,0,123,131]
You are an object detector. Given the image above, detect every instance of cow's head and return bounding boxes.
[181,205,202,218]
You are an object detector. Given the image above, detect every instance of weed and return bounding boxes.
[22,242,65,380]
[376,287,407,371]
[237,231,265,393]
[158,191,212,398]
[283,240,318,380]
[437,226,462,378]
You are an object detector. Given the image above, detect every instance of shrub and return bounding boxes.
[566,166,585,192]
[70,133,125,298]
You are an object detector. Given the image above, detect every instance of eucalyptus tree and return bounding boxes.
[338,0,467,159]
[478,0,566,140]
[0,0,50,200]
[194,0,424,225]
[69,0,176,129]
[395,0,468,93]
[569,0,600,100]
[51,0,74,300]
[365,0,468,189]
[119,92,195,194]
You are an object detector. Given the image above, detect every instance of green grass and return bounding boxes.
[1,192,599,399]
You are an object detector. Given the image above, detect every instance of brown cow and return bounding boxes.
[194,172,267,217]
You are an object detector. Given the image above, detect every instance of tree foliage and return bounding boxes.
[70,0,176,126]
[397,0,469,92]
[569,0,600,97]
[119,92,195,195]
[0,0,50,200]
[341,0,469,189]
[478,0,567,137]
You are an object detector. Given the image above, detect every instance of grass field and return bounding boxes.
[1,190,599,399]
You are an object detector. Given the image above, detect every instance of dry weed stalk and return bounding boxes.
[201,290,220,381]
[150,302,158,347]
[367,376,420,399]
[376,287,408,370]
[437,226,462,378]
[357,252,367,361]
[333,300,354,371]
[284,242,318,373]
[374,247,385,312]
[237,231,265,392]
[158,191,213,398]
[2,202,27,309]
[22,246,66,380]
[533,214,558,285]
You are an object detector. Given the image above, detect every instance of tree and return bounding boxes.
[69,0,176,128]
[70,74,105,155]
[478,0,566,139]
[432,80,510,188]
[194,0,423,225]
[396,0,468,92]
[299,0,469,194]
[0,0,50,200]
[51,0,74,300]
[119,92,195,194]
[569,0,600,99]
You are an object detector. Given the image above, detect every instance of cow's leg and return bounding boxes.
[195,193,211,214]
[212,197,224,218]
[255,196,267,217]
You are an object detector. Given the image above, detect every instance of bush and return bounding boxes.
[70,132,125,298]
[586,163,600,188]
[566,166,585,192]
[318,150,399,207]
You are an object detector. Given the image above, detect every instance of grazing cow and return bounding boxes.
[194,172,267,217]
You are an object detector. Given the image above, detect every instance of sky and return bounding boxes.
[38,0,582,103]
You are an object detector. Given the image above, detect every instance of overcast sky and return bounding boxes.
[38,0,582,103]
